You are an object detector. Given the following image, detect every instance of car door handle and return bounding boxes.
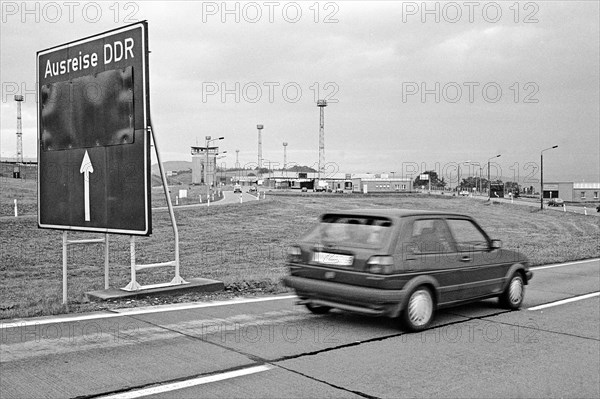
[460,256,472,262]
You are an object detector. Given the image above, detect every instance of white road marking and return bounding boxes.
[528,292,600,311]
[98,365,272,399]
[0,295,297,329]
[531,258,599,271]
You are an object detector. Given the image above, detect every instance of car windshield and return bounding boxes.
[302,214,393,248]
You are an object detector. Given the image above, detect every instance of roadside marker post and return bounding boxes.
[584,206,587,215]
[176,196,179,206]
[563,204,566,212]
[14,199,17,217]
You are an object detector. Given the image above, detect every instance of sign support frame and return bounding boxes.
[121,122,187,291]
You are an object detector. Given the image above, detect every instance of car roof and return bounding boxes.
[320,208,471,219]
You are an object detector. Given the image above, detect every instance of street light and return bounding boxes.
[487,154,501,199]
[204,136,224,190]
[540,145,558,209]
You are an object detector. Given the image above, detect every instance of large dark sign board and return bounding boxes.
[37,22,151,235]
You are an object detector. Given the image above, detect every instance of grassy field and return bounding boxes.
[1,182,599,319]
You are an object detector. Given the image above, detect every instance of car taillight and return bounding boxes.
[287,246,302,263]
[367,255,397,274]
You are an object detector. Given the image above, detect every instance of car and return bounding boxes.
[233,184,242,193]
[547,198,564,207]
[283,209,532,332]
[301,187,308,192]
[248,186,257,193]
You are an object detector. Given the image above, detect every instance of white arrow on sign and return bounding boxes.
[80,150,94,222]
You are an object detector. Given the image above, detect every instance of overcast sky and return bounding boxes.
[1,1,598,184]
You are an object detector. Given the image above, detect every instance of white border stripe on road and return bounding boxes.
[528,292,600,311]
[98,365,272,399]
[0,296,297,329]
[531,258,599,270]
[113,295,298,315]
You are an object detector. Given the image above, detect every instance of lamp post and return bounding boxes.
[487,154,501,199]
[204,136,224,191]
[540,145,558,209]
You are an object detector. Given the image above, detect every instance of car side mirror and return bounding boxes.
[491,239,502,249]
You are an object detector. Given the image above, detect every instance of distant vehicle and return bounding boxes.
[248,186,257,193]
[301,187,308,192]
[283,209,532,331]
[315,181,329,192]
[459,190,470,196]
[547,198,564,207]
[233,184,242,193]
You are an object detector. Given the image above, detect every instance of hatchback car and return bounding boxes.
[283,209,532,332]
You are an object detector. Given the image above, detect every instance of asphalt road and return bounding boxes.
[1,259,599,398]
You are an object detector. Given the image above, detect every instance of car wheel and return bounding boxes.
[499,273,524,309]
[305,303,331,314]
[402,286,435,332]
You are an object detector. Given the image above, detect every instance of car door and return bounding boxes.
[445,218,504,299]
[397,217,465,305]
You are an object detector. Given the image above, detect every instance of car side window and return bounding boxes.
[446,219,489,252]
[408,219,455,254]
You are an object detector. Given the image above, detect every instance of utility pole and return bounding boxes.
[283,142,288,170]
[540,145,558,209]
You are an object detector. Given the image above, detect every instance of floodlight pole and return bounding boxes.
[540,145,558,209]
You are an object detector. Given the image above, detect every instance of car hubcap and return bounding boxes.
[509,277,523,304]
[408,290,433,326]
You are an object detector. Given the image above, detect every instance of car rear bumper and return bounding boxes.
[282,276,405,316]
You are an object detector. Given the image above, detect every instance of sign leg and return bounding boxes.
[123,235,141,291]
[104,233,109,289]
[62,231,68,304]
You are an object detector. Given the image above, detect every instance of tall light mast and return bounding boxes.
[257,124,264,169]
[317,100,327,182]
[283,142,288,170]
[15,95,24,164]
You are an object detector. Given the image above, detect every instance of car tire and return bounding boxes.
[305,303,331,314]
[402,286,435,332]
[499,273,525,309]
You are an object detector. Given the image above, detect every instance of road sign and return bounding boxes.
[37,22,151,235]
